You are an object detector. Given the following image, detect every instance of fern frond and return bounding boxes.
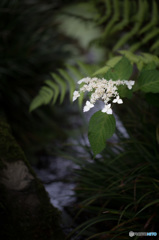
[140,0,158,34]
[111,0,130,34]
[30,62,95,111]
[118,50,159,70]
[96,0,111,25]
[29,87,53,112]
[51,73,67,104]
[93,0,159,54]
[113,0,148,51]
[77,61,98,77]
[102,0,120,39]
[45,79,60,104]
[150,40,159,52]
[92,56,122,76]
[58,69,75,102]
[130,28,159,52]
[65,64,84,79]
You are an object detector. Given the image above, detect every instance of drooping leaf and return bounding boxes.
[119,51,159,70]
[142,61,157,70]
[88,111,116,156]
[105,57,133,81]
[136,69,159,93]
[140,53,159,66]
[118,85,133,99]
[92,56,122,77]
[118,50,139,64]
[77,61,97,76]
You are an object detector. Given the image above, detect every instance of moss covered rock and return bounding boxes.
[0,118,65,240]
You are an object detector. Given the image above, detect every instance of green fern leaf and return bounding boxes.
[150,39,159,52]
[92,56,122,77]
[140,0,158,34]
[58,69,75,102]
[142,28,159,44]
[65,64,83,79]
[77,61,95,76]
[30,62,94,111]
[111,0,130,34]
[113,0,148,51]
[102,0,120,39]
[96,0,111,25]
[51,73,67,104]
[29,86,53,112]
[45,79,60,104]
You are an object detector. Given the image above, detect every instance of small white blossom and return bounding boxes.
[125,80,135,89]
[73,77,135,113]
[78,77,91,84]
[102,104,112,114]
[83,101,94,112]
[73,90,80,101]
[113,95,123,104]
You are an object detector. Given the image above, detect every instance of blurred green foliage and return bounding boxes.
[56,0,159,57]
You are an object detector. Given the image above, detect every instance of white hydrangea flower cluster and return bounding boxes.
[73,77,135,114]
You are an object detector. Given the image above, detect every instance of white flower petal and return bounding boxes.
[107,108,112,114]
[102,104,112,114]
[74,78,135,110]
[83,101,94,112]
[127,85,132,89]
[130,80,135,85]
[102,108,107,113]
[113,98,117,103]
[78,79,85,84]
[117,99,123,104]
[83,106,90,112]
[73,91,80,101]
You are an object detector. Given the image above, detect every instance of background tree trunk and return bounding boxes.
[0,117,65,240]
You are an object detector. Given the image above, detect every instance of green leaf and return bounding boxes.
[141,53,159,66]
[142,61,156,70]
[88,111,116,156]
[92,56,122,77]
[118,85,133,99]
[105,57,133,80]
[118,50,139,64]
[77,61,96,76]
[136,69,159,93]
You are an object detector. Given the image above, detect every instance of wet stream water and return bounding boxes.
[33,101,129,237]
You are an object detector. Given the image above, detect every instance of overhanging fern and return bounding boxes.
[29,62,97,112]
[94,0,159,55]
[52,0,159,57]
